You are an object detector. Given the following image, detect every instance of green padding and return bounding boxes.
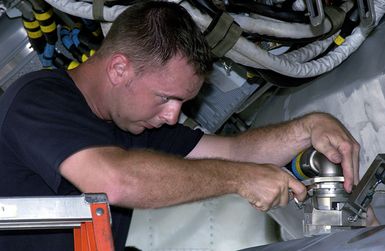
[323,6,346,38]
[211,22,242,58]
[205,12,234,48]
[93,0,106,21]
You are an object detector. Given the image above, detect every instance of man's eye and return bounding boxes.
[160,96,169,103]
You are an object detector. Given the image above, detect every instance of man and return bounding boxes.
[0,1,361,250]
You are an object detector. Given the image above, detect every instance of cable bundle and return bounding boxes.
[15,0,385,84]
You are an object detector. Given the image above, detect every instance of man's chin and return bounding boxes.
[123,125,146,135]
[120,122,157,134]
[131,128,146,135]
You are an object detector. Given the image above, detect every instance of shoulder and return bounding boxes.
[9,69,72,88]
[2,69,84,111]
[2,69,76,103]
[0,69,90,130]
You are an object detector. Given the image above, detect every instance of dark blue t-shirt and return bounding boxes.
[0,69,204,250]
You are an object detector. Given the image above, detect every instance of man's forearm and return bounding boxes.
[114,148,308,210]
[61,146,246,209]
[61,146,308,211]
[96,148,242,209]
[229,114,313,166]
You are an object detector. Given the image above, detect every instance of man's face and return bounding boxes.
[110,55,204,134]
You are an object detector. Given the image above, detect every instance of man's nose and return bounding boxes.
[161,101,181,125]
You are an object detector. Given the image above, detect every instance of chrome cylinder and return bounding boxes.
[297,148,365,236]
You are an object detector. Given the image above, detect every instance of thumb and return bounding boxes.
[288,176,307,201]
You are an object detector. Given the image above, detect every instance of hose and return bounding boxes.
[181,0,385,77]
[43,0,385,78]
[233,13,332,39]
[224,0,309,23]
[44,0,127,21]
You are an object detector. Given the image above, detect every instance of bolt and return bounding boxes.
[95,208,104,216]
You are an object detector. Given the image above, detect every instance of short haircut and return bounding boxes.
[97,1,213,76]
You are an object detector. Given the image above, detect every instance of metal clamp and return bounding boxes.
[357,0,376,27]
[305,0,325,26]
[343,154,385,222]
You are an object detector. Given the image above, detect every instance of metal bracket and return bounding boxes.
[343,154,385,222]
[357,0,376,27]
[0,193,111,229]
[305,0,325,26]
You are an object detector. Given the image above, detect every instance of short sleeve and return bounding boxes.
[0,70,205,193]
[139,124,204,156]
[1,73,119,192]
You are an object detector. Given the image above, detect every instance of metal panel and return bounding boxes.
[251,18,385,240]
[0,15,41,90]
[239,225,385,251]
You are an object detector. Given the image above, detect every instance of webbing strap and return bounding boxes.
[323,6,346,38]
[205,12,242,58]
[211,22,242,58]
[93,0,106,21]
[205,12,234,48]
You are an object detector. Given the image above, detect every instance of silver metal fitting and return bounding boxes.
[302,176,366,236]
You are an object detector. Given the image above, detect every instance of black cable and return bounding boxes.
[186,0,220,18]
[249,68,317,88]
[29,0,58,45]
[104,0,141,7]
[225,0,310,24]
[52,51,80,70]
[313,7,360,59]
[244,31,325,47]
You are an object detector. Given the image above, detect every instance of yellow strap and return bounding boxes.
[90,49,96,56]
[246,72,256,79]
[68,61,80,70]
[92,30,102,37]
[23,20,40,29]
[334,35,345,45]
[27,30,43,39]
[40,22,57,33]
[295,151,310,180]
[81,54,89,62]
[34,9,53,21]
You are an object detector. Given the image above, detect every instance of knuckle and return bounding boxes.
[273,186,284,198]
[337,142,356,158]
[340,141,353,152]
[300,185,307,194]
[353,142,360,152]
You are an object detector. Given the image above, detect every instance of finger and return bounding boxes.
[315,141,355,193]
[249,202,268,212]
[288,176,307,201]
[279,184,289,207]
[314,142,342,165]
[352,143,360,185]
[338,143,355,193]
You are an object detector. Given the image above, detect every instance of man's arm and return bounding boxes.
[188,112,360,192]
[59,112,357,212]
[59,146,306,211]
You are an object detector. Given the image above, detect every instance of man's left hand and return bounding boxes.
[303,113,360,192]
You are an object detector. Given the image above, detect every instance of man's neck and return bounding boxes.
[67,58,111,120]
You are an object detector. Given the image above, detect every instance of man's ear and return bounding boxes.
[106,53,134,86]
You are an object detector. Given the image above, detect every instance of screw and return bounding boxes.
[95,208,104,216]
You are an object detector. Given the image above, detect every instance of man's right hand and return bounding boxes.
[237,163,307,212]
